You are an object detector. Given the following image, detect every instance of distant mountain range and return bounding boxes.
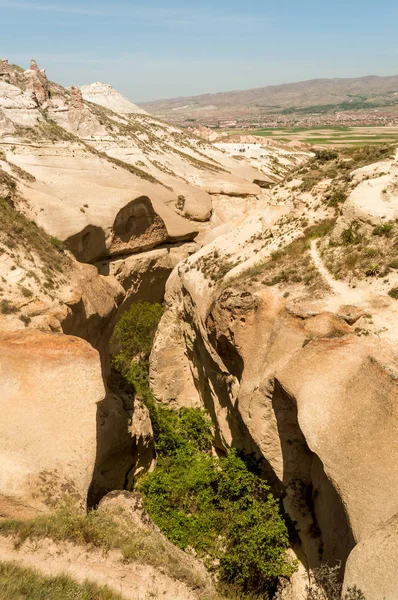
[140,75,398,125]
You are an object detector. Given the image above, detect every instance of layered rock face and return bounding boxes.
[0,330,104,517]
[88,376,156,508]
[1,59,310,267]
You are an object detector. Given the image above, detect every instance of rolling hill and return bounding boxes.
[140,74,398,125]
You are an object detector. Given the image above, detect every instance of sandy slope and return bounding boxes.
[0,536,201,600]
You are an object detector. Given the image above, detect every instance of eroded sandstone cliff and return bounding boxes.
[150,146,398,597]
[2,58,398,599]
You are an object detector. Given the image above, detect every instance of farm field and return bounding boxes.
[219,125,398,146]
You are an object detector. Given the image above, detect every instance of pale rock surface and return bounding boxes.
[188,125,220,142]
[333,148,398,237]
[215,142,311,184]
[98,248,174,312]
[0,81,41,128]
[277,550,309,600]
[1,59,309,254]
[89,380,156,506]
[151,180,398,579]
[80,81,148,115]
[0,330,104,517]
[98,490,157,531]
[3,146,198,262]
[343,513,398,600]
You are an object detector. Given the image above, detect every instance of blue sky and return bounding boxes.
[1,0,397,102]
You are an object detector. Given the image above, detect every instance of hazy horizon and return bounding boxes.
[1,0,397,103]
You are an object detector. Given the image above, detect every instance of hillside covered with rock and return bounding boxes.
[1,58,397,600]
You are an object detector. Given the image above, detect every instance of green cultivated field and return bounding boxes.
[220,125,398,146]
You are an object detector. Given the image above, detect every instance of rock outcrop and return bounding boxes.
[88,374,156,508]
[150,151,398,591]
[1,58,311,269]
[343,513,398,600]
[0,330,104,517]
[80,81,148,115]
[24,59,50,106]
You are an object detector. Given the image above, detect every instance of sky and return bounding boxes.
[1,0,398,103]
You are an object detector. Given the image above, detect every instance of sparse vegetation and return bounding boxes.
[0,503,208,594]
[297,144,395,201]
[111,301,164,407]
[89,147,165,186]
[0,197,65,272]
[326,188,347,207]
[1,299,17,315]
[305,564,365,600]
[321,218,398,280]
[195,250,238,282]
[372,222,393,237]
[19,314,31,326]
[232,220,335,289]
[0,562,125,600]
[388,287,398,299]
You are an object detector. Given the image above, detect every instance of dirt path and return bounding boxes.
[0,536,199,600]
[310,239,398,341]
[310,240,368,303]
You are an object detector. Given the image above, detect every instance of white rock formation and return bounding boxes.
[80,81,148,115]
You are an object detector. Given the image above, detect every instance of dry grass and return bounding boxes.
[320,219,398,280]
[296,144,395,194]
[0,561,125,600]
[0,197,65,273]
[0,502,211,596]
[194,250,239,283]
[228,220,335,290]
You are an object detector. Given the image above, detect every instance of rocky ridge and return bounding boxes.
[150,145,398,598]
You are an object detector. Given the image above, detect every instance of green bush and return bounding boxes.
[111,301,164,364]
[111,301,295,594]
[314,149,338,162]
[139,409,295,594]
[342,224,362,245]
[111,301,164,407]
[1,299,17,315]
[327,189,347,207]
[372,223,394,237]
